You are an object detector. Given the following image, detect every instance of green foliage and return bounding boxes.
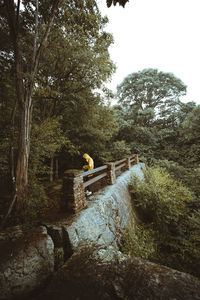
[183,168,200,198]
[155,160,200,198]
[129,168,192,231]
[113,105,158,159]
[122,224,157,260]
[0,56,18,175]
[29,0,117,171]
[98,140,131,162]
[29,117,75,177]
[125,167,200,277]
[24,180,48,213]
[15,179,49,229]
[62,99,118,162]
[0,0,117,206]
[117,69,186,112]
[115,69,189,164]
[19,179,62,229]
[1,0,200,237]
[155,160,188,182]
[115,70,199,194]
[178,105,200,167]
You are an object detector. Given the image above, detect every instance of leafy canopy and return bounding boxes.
[117,69,186,113]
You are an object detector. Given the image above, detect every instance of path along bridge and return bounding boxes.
[62,154,139,213]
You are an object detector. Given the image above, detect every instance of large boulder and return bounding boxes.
[0,226,54,300]
[34,247,200,300]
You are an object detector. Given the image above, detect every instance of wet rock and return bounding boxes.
[0,226,54,300]
[44,222,73,268]
[45,224,63,247]
[34,247,200,300]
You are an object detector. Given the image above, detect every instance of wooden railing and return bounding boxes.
[82,165,108,189]
[82,154,139,188]
[62,154,139,213]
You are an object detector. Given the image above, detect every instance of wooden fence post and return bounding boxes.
[125,157,131,170]
[62,169,86,213]
[105,162,116,185]
[135,154,139,164]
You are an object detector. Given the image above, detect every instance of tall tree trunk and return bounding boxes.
[15,94,32,210]
[50,156,54,182]
[4,0,60,216]
[55,158,59,179]
[9,98,17,188]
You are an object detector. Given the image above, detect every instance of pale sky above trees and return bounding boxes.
[99,0,200,104]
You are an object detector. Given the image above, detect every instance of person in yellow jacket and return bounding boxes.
[82,153,94,172]
[82,153,94,196]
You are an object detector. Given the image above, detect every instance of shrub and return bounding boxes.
[123,167,200,277]
[183,168,200,198]
[121,224,157,261]
[155,159,200,198]
[129,167,192,235]
[25,180,48,211]
[19,180,49,228]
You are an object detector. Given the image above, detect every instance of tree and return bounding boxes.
[117,69,186,113]
[2,0,61,213]
[154,101,197,162]
[0,55,17,182]
[31,2,116,169]
[115,69,187,160]
[1,0,116,218]
[113,104,158,157]
[178,105,200,167]
[106,0,129,7]
[33,7,115,120]
[60,93,118,165]
[1,0,115,216]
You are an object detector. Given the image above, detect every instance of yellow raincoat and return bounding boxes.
[82,153,94,172]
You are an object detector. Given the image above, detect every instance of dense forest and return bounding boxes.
[0,0,199,248]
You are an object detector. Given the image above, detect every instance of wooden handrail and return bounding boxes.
[115,163,126,171]
[130,154,137,158]
[83,172,107,188]
[82,165,108,178]
[114,158,127,166]
[82,154,139,190]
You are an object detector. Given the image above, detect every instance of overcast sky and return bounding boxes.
[98,0,200,104]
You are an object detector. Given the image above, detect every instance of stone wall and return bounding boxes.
[65,163,145,250]
[62,169,86,213]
